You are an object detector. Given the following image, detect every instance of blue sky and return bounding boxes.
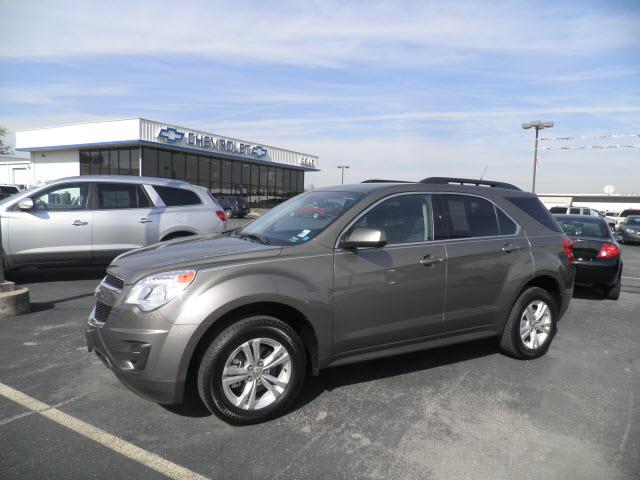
[1,0,639,192]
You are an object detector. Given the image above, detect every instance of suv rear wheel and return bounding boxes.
[500,287,557,359]
[197,315,306,424]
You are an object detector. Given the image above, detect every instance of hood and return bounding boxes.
[109,235,282,284]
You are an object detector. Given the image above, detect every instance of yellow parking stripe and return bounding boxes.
[0,382,210,480]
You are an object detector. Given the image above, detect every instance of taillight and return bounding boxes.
[216,210,227,222]
[597,242,620,259]
[562,237,574,262]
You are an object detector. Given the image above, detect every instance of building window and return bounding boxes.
[172,152,186,180]
[210,158,221,192]
[198,156,210,188]
[142,148,158,176]
[185,154,198,183]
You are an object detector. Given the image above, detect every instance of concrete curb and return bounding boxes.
[0,287,30,317]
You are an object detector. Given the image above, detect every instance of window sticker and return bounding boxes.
[297,229,311,238]
[289,236,300,243]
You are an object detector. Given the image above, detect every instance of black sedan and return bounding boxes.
[555,214,623,300]
[620,215,640,244]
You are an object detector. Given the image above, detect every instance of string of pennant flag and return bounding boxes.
[540,133,640,141]
[539,144,640,151]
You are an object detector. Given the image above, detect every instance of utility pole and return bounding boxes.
[337,164,350,184]
[522,121,553,193]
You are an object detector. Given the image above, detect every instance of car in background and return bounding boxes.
[620,215,640,244]
[0,176,227,271]
[217,195,250,219]
[554,214,622,299]
[614,209,640,232]
[549,206,601,217]
[0,184,20,199]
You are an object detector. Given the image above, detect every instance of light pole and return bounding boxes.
[337,164,350,184]
[522,120,553,193]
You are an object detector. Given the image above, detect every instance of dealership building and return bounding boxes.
[15,118,319,208]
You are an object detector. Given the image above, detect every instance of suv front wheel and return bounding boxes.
[197,315,306,424]
[500,287,557,359]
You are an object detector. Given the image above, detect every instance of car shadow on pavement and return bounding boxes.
[162,337,499,422]
[29,292,96,312]
[7,266,107,285]
[571,285,606,301]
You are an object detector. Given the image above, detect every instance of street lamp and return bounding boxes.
[522,120,553,193]
[337,164,350,184]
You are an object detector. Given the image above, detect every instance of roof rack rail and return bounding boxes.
[420,177,521,191]
[361,179,413,183]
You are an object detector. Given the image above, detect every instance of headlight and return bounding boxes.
[625,228,635,233]
[125,270,196,311]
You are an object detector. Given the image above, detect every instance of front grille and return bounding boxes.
[103,273,124,291]
[94,302,112,323]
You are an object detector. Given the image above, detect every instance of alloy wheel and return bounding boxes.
[519,300,552,350]
[221,338,292,410]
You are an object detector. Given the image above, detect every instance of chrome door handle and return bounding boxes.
[502,243,521,253]
[72,220,88,226]
[137,218,153,223]
[419,255,444,266]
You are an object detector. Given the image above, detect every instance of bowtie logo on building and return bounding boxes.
[251,145,267,157]
[157,127,185,143]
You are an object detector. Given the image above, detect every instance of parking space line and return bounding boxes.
[0,382,210,480]
[622,276,640,280]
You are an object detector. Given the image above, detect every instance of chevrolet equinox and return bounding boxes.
[86,177,574,424]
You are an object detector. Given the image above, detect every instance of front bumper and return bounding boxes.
[622,230,640,243]
[573,259,621,286]
[86,305,191,405]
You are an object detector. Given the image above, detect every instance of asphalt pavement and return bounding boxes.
[1,229,638,480]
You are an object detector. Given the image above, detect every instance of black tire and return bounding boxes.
[604,280,621,300]
[500,287,557,359]
[197,315,306,425]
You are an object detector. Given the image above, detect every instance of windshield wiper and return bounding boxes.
[235,232,270,245]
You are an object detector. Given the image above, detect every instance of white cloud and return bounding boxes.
[0,1,637,66]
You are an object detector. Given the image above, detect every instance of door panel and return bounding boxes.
[442,236,530,330]
[6,183,92,266]
[333,243,446,353]
[332,193,446,354]
[434,193,532,332]
[91,182,160,262]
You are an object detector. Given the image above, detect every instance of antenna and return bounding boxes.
[480,165,488,180]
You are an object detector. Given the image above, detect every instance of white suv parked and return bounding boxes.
[0,176,227,270]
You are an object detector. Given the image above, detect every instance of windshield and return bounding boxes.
[238,190,365,246]
[556,217,610,238]
[620,210,640,218]
[626,216,640,226]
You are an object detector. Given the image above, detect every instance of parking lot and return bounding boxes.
[1,222,638,479]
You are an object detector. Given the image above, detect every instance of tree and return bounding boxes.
[0,126,13,155]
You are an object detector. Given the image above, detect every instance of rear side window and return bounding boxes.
[569,207,580,214]
[97,183,151,209]
[154,186,201,206]
[496,208,518,235]
[437,194,499,238]
[506,196,562,232]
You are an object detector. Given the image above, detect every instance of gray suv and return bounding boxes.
[86,177,575,424]
[0,176,227,270]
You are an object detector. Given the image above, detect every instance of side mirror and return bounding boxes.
[342,227,387,249]
[17,198,34,211]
